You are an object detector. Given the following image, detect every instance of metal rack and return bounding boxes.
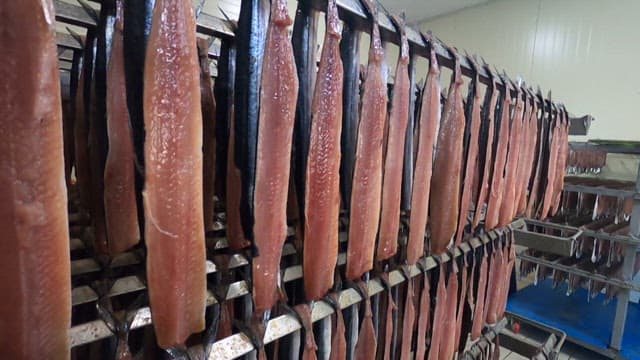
[49,0,582,358]
[514,148,640,354]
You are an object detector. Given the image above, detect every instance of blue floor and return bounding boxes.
[507,279,640,359]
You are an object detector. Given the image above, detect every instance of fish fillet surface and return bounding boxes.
[407,48,440,264]
[143,0,206,348]
[498,90,525,227]
[346,12,387,280]
[429,55,465,255]
[377,23,410,261]
[485,92,512,230]
[104,0,140,255]
[414,274,431,359]
[303,0,343,301]
[252,0,299,314]
[0,0,71,357]
[472,77,498,229]
[455,69,482,245]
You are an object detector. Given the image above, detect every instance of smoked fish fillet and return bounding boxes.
[377,20,410,261]
[498,89,525,227]
[429,53,465,255]
[346,9,387,280]
[540,113,561,219]
[354,285,377,360]
[485,89,512,230]
[197,38,217,232]
[104,0,140,255]
[428,265,447,360]
[329,293,346,360]
[399,277,416,360]
[414,274,431,360]
[407,46,440,264]
[439,264,459,360]
[143,0,206,348]
[252,0,299,314]
[454,65,482,246]
[0,0,71,357]
[551,110,569,215]
[226,106,251,250]
[470,251,488,341]
[303,0,343,301]
[472,74,499,229]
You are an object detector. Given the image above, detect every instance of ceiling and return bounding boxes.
[379,0,490,24]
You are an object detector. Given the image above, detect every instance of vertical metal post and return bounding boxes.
[610,162,640,350]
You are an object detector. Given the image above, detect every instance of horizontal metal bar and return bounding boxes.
[57,32,83,50]
[69,223,515,350]
[518,253,640,292]
[196,13,235,39]
[563,184,636,199]
[525,218,640,246]
[54,0,97,28]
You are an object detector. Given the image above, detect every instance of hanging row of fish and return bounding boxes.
[1,0,572,357]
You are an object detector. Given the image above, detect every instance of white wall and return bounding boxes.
[419,0,640,141]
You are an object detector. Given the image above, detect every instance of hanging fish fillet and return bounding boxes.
[329,293,346,360]
[295,304,318,360]
[498,237,516,319]
[429,49,465,255]
[143,0,206,348]
[470,250,488,341]
[303,0,343,301]
[74,50,92,210]
[252,0,299,314]
[526,91,548,218]
[484,242,504,325]
[454,58,482,246]
[485,84,512,231]
[454,261,470,353]
[381,278,396,360]
[472,69,499,229]
[399,277,416,360]
[197,38,217,231]
[0,0,71,357]
[414,274,431,359]
[439,263,459,360]
[428,264,447,360]
[540,109,561,219]
[498,87,524,227]
[104,0,140,255]
[346,5,387,280]
[378,16,410,261]
[354,284,377,360]
[516,92,539,215]
[407,42,440,264]
[551,108,569,216]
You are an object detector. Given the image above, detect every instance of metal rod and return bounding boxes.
[517,253,640,292]
[69,223,515,350]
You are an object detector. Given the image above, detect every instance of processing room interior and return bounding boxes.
[2,0,639,359]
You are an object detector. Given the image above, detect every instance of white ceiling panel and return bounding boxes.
[379,0,490,24]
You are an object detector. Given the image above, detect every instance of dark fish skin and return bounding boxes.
[214,39,235,206]
[472,70,499,229]
[234,0,270,241]
[339,23,360,208]
[123,0,155,235]
[401,55,417,212]
[291,0,319,229]
[74,32,95,213]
